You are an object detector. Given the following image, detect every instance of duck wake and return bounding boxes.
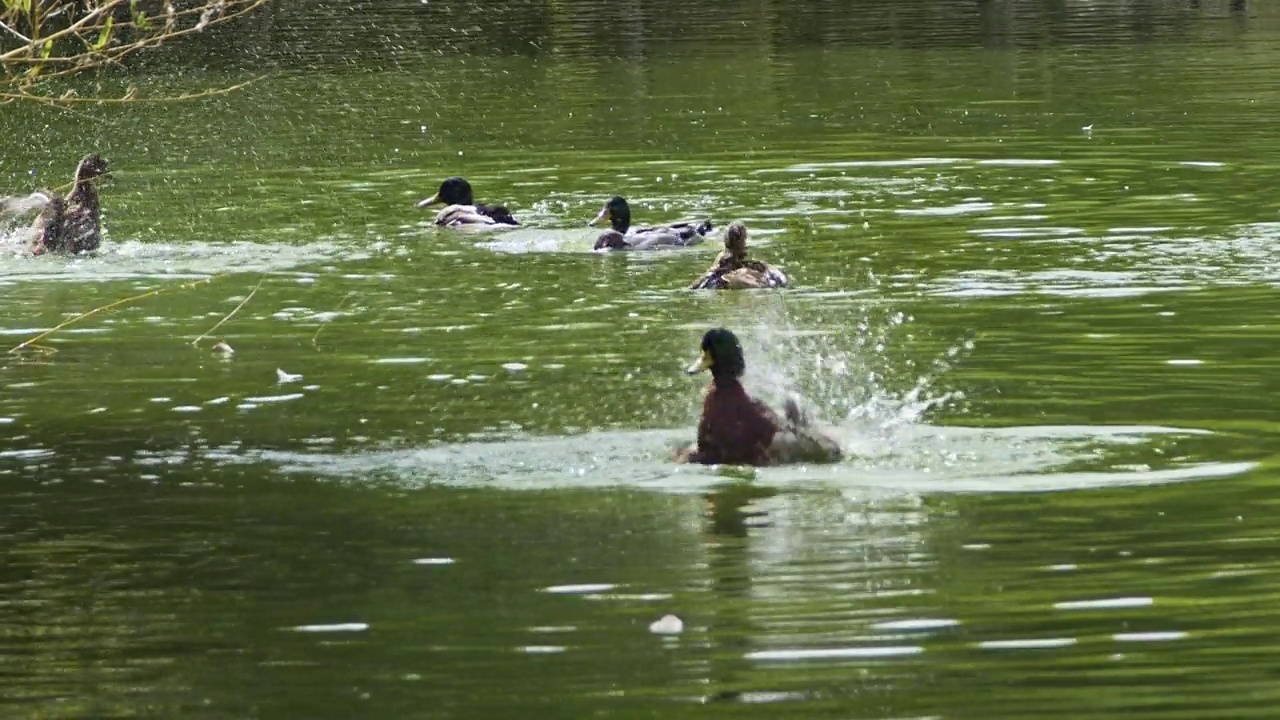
[222,299,1245,494]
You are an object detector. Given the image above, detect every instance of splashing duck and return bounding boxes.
[675,328,842,466]
[688,222,787,289]
[589,195,713,251]
[416,176,519,227]
[5,154,111,255]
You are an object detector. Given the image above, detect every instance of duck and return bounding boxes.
[13,153,110,255]
[416,176,519,227]
[589,195,713,251]
[689,222,788,289]
[675,328,843,467]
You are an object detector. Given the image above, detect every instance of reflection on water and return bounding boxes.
[178,0,1263,69]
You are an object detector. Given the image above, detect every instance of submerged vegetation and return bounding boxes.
[0,0,268,105]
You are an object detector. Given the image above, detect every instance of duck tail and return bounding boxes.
[696,220,714,236]
[482,204,520,226]
[783,397,808,428]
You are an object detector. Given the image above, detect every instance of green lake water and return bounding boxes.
[3,0,1280,717]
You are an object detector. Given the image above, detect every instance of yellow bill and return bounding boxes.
[686,349,713,375]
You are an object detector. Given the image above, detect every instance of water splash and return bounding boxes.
[720,297,973,445]
[246,424,1246,494]
[0,192,50,251]
[0,192,51,218]
[0,235,370,280]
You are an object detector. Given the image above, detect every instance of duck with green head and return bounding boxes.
[417,176,519,227]
[689,222,788,290]
[675,328,842,466]
[590,195,713,251]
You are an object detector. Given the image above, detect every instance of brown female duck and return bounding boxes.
[590,196,713,251]
[416,176,519,227]
[675,328,842,466]
[689,222,788,290]
[26,154,110,255]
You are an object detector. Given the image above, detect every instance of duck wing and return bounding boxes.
[769,397,843,464]
[593,229,673,251]
[770,427,843,464]
[0,192,52,219]
[475,203,519,226]
[433,204,497,226]
[712,262,788,289]
[688,251,738,289]
[31,193,68,254]
[626,230,686,250]
[688,271,720,290]
[759,263,788,288]
[665,219,714,245]
[630,219,713,247]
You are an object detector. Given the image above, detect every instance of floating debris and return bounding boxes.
[292,623,369,633]
[245,393,304,404]
[192,276,264,348]
[212,340,235,355]
[277,368,303,384]
[542,583,617,594]
[649,614,684,635]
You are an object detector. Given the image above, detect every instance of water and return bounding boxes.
[3,0,1280,717]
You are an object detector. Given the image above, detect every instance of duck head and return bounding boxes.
[725,221,748,259]
[417,176,474,208]
[589,196,630,233]
[75,154,110,182]
[687,327,746,379]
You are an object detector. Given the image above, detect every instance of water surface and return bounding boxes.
[2,1,1280,718]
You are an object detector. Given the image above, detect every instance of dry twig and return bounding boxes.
[9,276,215,354]
[191,275,263,347]
[311,290,355,349]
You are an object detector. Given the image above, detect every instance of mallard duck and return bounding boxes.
[589,195,713,251]
[416,176,519,227]
[689,222,787,290]
[675,328,842,466]
[22,154,110,255]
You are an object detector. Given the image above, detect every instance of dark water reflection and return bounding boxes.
[4,0,1280,718]
[182,0,1264,70]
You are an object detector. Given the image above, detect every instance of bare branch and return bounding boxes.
[0,74,264,106]
[0,2,118,63]
[0,19,31,44]
[2,0,270,104]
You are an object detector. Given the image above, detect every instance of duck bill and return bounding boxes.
[685,350,713,375]
[588,207,609,227]
[416,193,441,208]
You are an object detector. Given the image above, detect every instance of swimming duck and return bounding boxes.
[416,176,519,227]
[589,195,713,251]
[675,328,842,466]
[689,222,788,290]
[25,153,110,255]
